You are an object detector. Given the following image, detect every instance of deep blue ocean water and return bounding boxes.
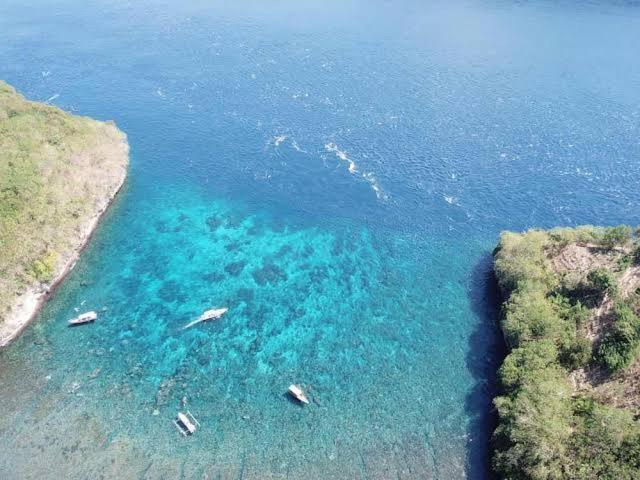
[1,0,639,478]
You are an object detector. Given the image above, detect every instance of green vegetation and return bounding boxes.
[29,251,59,282]
[602,225,633,249]
[492,226,640,479]
[0,80,127,324]
[597,303,640,374]
[570,398,640,479]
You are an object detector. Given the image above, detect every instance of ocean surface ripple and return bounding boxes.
[0,0,639,478]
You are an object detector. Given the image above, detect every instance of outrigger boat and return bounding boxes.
[288,384,310,405]
[181,307,228,330]
[173,410,200,436]
[68,311,97,326]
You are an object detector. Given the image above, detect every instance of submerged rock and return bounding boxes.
[225,260,247,277]
[68,381,81,394]
[202,272,225,283]
[156,378,176,407]
[252,263,288,286]
[205,215,222,231]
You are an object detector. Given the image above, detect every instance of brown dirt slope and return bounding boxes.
[549,241,640,415]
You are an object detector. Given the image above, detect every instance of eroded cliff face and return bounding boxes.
[492,226,640,479]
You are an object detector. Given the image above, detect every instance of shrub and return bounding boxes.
[570,398,640,478]
[601,225,632,249]
[494,230,554,294]
[553,295,590,328]
[493,367,573,480]
[549,226,603,247]
[559,334,592,370]
[618,254,633,271]
[502,288,563,348]
[587,268,618,299]
[499,340,558,392]
[29,250,58,282]
[547,295,592,369]
[597,303,640,373]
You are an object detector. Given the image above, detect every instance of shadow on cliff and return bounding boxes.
[463,252,506,480]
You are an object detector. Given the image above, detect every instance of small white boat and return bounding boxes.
[174,410,200,436]
[181,307,228,330]
[288,384,310,405]
[68,311,97,326]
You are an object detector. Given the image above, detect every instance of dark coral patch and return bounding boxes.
[225,212,244,229]
[252,263,288,286]
[118,276,140,297]
[206,215,222,231]
[247,220,264,236]
[310,265,329,283]
[225,242,241,252]
[202,272,225,282]
[275,245,293,259]
[155,221,168,233]
[225,261,247,277]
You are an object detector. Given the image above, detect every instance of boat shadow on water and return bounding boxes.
[463,253,506,480]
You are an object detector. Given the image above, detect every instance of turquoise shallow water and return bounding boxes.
[1,0,640,478]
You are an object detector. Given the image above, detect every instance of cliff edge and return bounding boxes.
[0,81,128,346]
[492,225,640,479]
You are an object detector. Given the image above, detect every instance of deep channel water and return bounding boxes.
[1,0,640,478]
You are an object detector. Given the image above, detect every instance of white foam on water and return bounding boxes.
[291,140,306,153]
[253,170,272,181]
[443,195,458,205]
[362,171,388,200]
[325,142,357,173]
[325,143,388,200]
[272,135,287,147]
[42,70,51,77]
[267,135,308,154]
[575,167,593,177]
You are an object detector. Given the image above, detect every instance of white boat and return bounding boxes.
[181,307,228,330]
[199,308,228,321]
[173,410,200,436]
[68,311,97,326]
[288,384,310,404]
